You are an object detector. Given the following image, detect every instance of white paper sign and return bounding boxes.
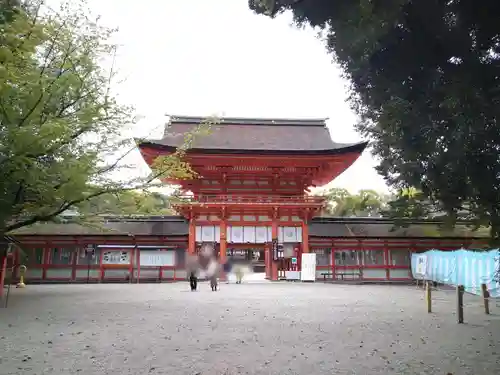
[102,251,130,265]
[415,254,427,277]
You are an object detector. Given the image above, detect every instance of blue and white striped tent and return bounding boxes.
[411,249,500,298]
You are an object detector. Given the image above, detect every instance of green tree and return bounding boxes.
[0,0,211,239]
[76,191,176,216]
[320,187,388,217]
[0,0,20,23]
[250,0,500,241]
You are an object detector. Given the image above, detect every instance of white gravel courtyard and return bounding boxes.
[1,282,499,375]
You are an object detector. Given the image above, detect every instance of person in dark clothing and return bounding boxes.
[189,271,198,291]
[210,275,218,291]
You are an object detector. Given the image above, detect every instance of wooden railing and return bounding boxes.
[172,195,325,205]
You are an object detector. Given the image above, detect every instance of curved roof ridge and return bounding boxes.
[169,115,329,127]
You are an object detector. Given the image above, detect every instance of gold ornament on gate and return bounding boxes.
[17,265,27,288]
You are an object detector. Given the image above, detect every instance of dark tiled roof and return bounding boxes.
[9,223,114,236]
[139,115,367,154]
[309,218,488,238]
[9,217,189,236]
[309,222,352,237]
[8,215,486,239]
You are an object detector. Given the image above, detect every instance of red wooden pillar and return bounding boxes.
[357,239,364,280]
[173,245,178,281]
[271,219,278,281]
[219,220,227,281]
[42,246,50,281]
[0,255,6,298]
[135,246,141,284]
[302,220,309,253]
[71,243,79,282]
[264,244,270,279]
[384,240,390,281]
[130,246,135,283]
[99,247,104,283]
[331,239,335,275]
[188,218,196,255]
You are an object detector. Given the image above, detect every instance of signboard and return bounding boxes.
[300,253,316,282]
[415,254,428,277]
[139,251,175,267]
[102,251,130,265]
[229,249,247,260]
[291,257,297,265]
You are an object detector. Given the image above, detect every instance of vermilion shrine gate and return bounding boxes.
[139,116,367,280]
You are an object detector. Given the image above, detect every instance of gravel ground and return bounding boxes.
[1,282,499,375]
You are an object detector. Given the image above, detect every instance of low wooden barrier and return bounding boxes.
[424,281,494,324]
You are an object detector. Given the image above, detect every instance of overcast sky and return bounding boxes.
[59,0,389,193]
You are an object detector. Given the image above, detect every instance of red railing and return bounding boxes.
[172,195,325,205]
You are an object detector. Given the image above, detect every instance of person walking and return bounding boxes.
[235,265,243,284]
[210,275,218,291]
[189,270,198,291]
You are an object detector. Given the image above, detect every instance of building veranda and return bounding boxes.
[0,116,488,286]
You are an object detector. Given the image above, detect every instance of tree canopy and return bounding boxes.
[0,0,20,24]
[250,1,500,240]
[76,191,176,216]
[319,188,389,217]
[0,1,210,236]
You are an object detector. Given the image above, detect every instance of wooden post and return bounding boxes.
[481,283,490,315]
[425,281,432,313]
[219,220,227,264]
[135,246,140,284]
[71,246,77,282]
[98,247,104,283]
[457,285,464,324]
[384,240,390,281]
[219,220,227,281]
[0,255,6,298]
[301,220,309,253]
[188,218,196,255]
[130,246,136,284]
[42,246,49,281]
